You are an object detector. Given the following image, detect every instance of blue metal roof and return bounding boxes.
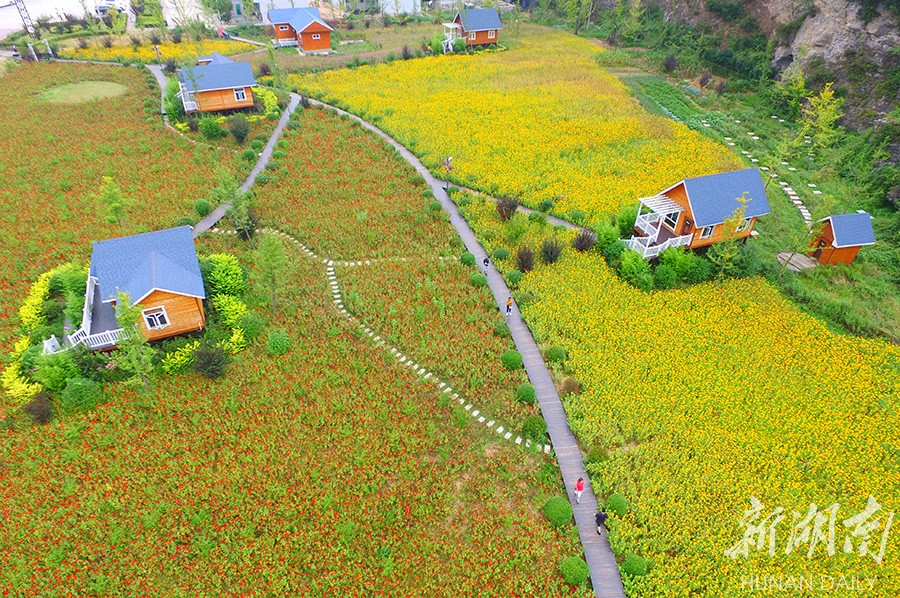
[458,8,502,32]
[827,212,876,248]
[178,61,256,92]
[268,7,332,32]
[90,226,206,304]
[197,52,233,65]
[680,168,771,227]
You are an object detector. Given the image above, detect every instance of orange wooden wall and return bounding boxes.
[196,87,255,112]
[139,290,206,341]
[810,221,861,265]
[272,24,296,40]
[454,15,499,46]
[300,25,331,51]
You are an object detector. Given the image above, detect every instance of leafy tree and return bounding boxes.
[778,195,836,281]
[201,0,233,21]
[265,45,286,91]
[798,82,844,152]
[256,235,287,315]
[113,291,157,392]
[707,193,748,282]
[564,0,592,35]
[163,78,185,120]
[95,176,131,234]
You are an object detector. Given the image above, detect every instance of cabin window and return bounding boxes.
[278,25,289,31]
[468,32,476,41]
[143,306,170,331]
[663,211,680,230]
[234,88,247,102]
[488,30,496,39]
[312,33,321,40]
[735,218,752,232]
[699,225,715,239]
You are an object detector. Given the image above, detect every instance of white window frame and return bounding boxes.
[699,225,715,239]
[488,29,496,39]
[468,32,476,41]
[735,218,752,232]
[234,88,247,102]
[278,25,289,31]
[312,33,321,40]
[142,306,170,331]
[663,211,679,230]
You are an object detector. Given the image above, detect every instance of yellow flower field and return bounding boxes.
[59,39,255,64]
[291,28,742,221]
[520,253,900,596]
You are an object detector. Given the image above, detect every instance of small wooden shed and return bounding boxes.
[810,211,876,265]
[268,7,333,53]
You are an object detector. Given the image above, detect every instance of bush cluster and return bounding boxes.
[516,382,536,404]
[501,350,523,370]
[560,556,590,586]
[266,329,291,356]
[543,497,573,528]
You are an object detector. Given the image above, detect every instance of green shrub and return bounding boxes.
[227,114,250,144]
[602,240,626,263]
[623,553,648,577]
[34,352,80,393]
[516,245,535,272]
[686,254,713,283]
[211,294,248,328]
[198,116,225,140]
[492,248,510,261]
[543,496,573,528]
[654,264,677,289]
[521,415,547,441]
[193,343,228,379]
[538,198,554,212]
[256,173,271,184]
[617,204,638,238]
[607,492,629,516]
[493,320,510,337]
[160,340,200,374]
[60,378,102,413]
[540,238,564,263]
[238,312,266,341]
[207,253,246,296]
[460,251,475,267]
[271,149,286,159]
[421,188,434,197]
[470,273,488,287]
[506,269,523,286]
[619,250,654,292]
[547,346,566,362]
[452,37,466,53]
[659,247,691,279]
[592,221,619,248]
[194,198,211,217]
[586,446,609,466]
[266,329,291,356]
[501,350,523,370]
[250,139,264,151]
[516,382,536,404]
[242,148,257,161]
[560,556,590,586]
[569,210,587,224]
[429,200,442,212]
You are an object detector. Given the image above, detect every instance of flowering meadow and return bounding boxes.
[255,106,460,259]
[339,257,533,423]
[291,27,742,222]
[0,62,238,358]
[518,251,900,595]
[58,38,256,64]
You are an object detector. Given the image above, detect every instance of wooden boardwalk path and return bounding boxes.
[307,98,627,598]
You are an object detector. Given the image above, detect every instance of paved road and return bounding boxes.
[306,98,627,598]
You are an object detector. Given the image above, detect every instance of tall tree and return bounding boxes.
[707,193,748,283]
[256,235,287,316]
[798,82,844,152]
[564,0,592,35]
[96,176,131,234]
[113,291,157,393]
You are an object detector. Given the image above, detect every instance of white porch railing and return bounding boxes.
[80,328,125,349]
[625,233,692,259]
[182,99,198,112]
[634,212,661,241]
[276,38,298,47]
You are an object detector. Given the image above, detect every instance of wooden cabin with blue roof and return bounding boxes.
[67,226,206,350]
[177,54,256,114]
[624,168,771,259]
[810,211,876,265]
[268,7,333,53]
[444,8,501,51]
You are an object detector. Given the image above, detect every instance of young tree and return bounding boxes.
[256,235,287,315]
[564,0,592,35]
[113,291,157,392]
[707,193,748,283]
[96,176,131,234]
[798,82,844,152]
[266,45,286,91]
[778,195,836,281]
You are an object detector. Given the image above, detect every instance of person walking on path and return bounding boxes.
[596,509,608,534]
[575,477,585,504]
[506,296,513,316]
[483,256,490,274]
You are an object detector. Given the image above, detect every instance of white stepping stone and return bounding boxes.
[751,159,758,163]
[728,143,735,146]
[472,410,479,417]
[808,184,817,188]
[788,167,797,171]
[741,151,750,155]
[544,445,551,454]
[724,137,732,140]
[504,432,512,440]
[464,404,472,411]
[487,420,494,427]
[515,436,522,445]
[478,416,485,423]
[813,190,822,195]
[496,426,504,434]
[752,136,760,140]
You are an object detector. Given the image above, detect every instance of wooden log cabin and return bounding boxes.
[177,55,256,114]
[268,7,333,53]
[443,8,501,51]
[66,226,207,350]
[624,168,771,259]
[809,211,876,265]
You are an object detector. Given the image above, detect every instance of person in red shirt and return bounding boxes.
[574,477,585,504]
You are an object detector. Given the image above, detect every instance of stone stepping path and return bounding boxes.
[206,227,551,456]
